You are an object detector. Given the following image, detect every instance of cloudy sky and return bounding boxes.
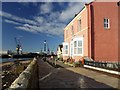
[1,2,87,52]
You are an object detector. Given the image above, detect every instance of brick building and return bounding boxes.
[63,1,120,62]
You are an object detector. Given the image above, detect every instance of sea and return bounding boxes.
[0,58,32,63]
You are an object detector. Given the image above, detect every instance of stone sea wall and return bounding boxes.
[8,58,38,89]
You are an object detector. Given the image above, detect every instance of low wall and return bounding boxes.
[8,58,38,89]
[84,60,120,75]
[84,60,120,70]
[84,65,120,75]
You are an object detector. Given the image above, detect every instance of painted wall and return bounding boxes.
[118,3,120,62]
[91,2,119,62]
[63,2,119,62]
[63,7,88,61]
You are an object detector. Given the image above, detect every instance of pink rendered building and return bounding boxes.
[63,1,120,63]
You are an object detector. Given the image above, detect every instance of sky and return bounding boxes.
[1,1,87,53]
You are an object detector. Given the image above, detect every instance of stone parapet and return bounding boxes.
[8,58,38,89]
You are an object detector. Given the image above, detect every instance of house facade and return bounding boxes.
[63,1,120,62]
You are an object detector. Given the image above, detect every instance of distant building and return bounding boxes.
[57,45,63,59]
[0,51,7,55]
[36,52,40,54]
[63,1,120,62]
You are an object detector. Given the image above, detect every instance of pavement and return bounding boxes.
[38,58,120,89]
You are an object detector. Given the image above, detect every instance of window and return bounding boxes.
[70,42,73,57]
[73,38,83,55]
[104,18,110,29]
[78,19,81,31]
[71,26,74,36]
[74,41,77,54]
[78,41,82,54]
[63,44,68,55]
[65,45,68,54]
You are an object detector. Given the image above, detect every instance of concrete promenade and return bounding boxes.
[38,58,119,89]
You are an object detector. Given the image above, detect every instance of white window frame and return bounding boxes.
[73,37,83,56]
[62,42,69,56]
[104,18,110,29]
[70,41,73,57]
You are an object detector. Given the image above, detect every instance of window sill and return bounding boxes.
[104,28,110,30]
[73,54,83,56]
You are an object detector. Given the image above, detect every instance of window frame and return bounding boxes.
[73,37,83,56]
[104,18,110,29]
[62,42,69,56]
[70,41,74,57]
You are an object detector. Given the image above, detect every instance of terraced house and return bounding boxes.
[63,1,120,63]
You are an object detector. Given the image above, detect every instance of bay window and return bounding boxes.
[73,37,83,56]
[63,42,69,56]
[70,41,73,57]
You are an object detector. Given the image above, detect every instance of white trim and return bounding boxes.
[104,18,110,29]
[62,42,68,45]
[71,23,73,26]
[70,41,74,57]
[84,65,120,75]
[77,16,81,20]
[73,36,84,56]
[64,27,68,30]
[62,42,69,56]
[73,36,83,41]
